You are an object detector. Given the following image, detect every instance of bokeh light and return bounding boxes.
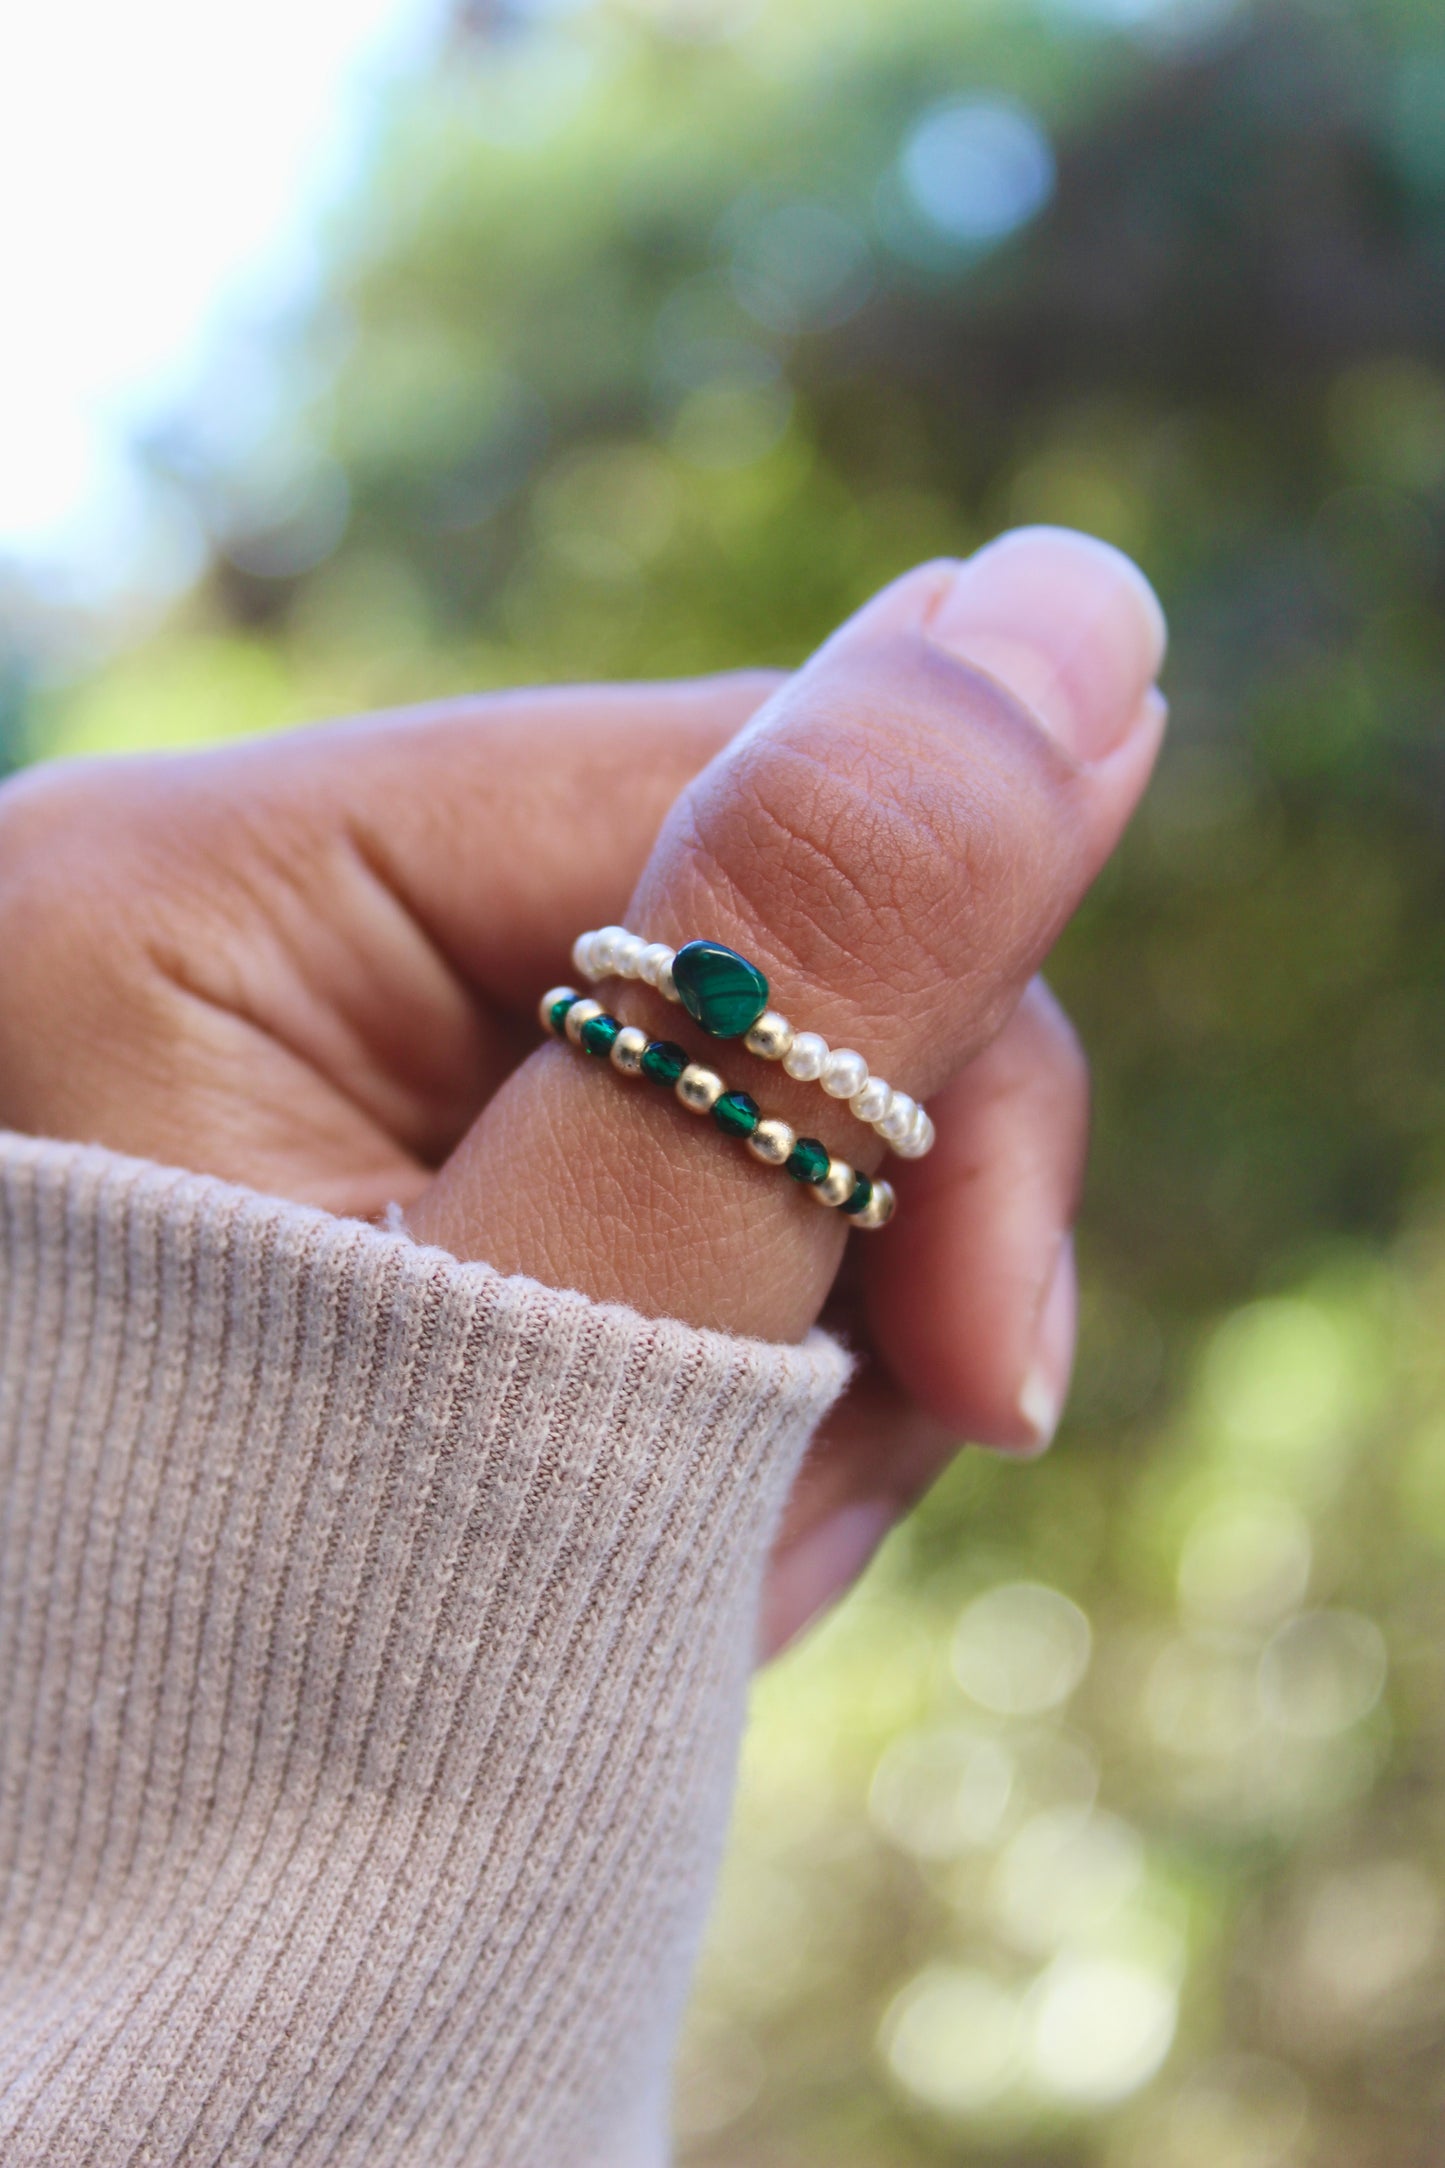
[881,1964,1024,2118]
[1027,1951,1178,2105]
[952,1582,1093,1717]
[898,98,1055,247]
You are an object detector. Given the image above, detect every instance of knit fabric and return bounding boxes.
[0,1133,850,2165]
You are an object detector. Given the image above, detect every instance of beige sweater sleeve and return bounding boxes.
[0,1132,851,2166]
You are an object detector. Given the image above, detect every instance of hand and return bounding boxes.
[0,528,1165,1654]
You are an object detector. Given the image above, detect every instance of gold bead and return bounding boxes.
[610,1024,649,1076]
[564,997,603,1045]
[747,1116,795,1166]
[854,1179,897,1230]
[811,1156,856,1208]
[744,1010,794,1061]
[676,1063,724,1114]
[538,985,578,1032]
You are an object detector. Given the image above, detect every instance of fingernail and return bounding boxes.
[926,526,1168,761]
[760,1499,894,1659]
[1016,1233,1078,1455]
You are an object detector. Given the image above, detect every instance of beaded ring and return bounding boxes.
[570,926,935,1162]
[540,986,897,1231]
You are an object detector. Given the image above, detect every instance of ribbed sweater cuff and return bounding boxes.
[0,1133,851,2166]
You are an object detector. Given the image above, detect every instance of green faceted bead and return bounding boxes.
[641,1038,687,1085]
[786,1137,830,1185]
[548,994,578,1035]
[672,939,770,1040]
[840,1174,873,1216]
[712,1090,760,1139]
[580,1011,622,1057]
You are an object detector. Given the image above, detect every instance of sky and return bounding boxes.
[0,0,1217,614]
[0,0,438,602]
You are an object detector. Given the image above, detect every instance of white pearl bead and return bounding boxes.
[538,985,579,1032]
[676,1063,724,1114]
[571,932,598,979]
[613,933,646,978]
[850,1074,891,1124]
[855,1179,897,1229]
[657,962,679,1002]
[590,925,628,974]
[564,997,604,1045]
[639,942,675,989]
[893,1106,935,1159]
[747,1117,795,1166]
[744,1010,794,1061]
[821,1048,868,1100]
[783,1031,829,1083]
[879,1090,918,1144]
[811,1156,856,1208]
[610,1024,649,1076]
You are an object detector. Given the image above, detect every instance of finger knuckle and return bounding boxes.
[686,743,953,1004]
[674,637,1067,1007]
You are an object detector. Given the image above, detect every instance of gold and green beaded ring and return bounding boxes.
[538,986,896,1231]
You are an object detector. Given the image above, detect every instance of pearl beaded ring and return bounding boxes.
[539,986,897,1231]
[569,927,935,1162]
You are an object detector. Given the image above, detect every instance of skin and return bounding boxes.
[0,528,1167,1656]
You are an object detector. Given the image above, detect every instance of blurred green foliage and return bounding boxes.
[20,0,1445,2157]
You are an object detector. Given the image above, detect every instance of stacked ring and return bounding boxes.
[569,927,934,1161]
[539,986,897,1231]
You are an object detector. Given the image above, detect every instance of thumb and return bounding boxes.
[407,528,1166,1341]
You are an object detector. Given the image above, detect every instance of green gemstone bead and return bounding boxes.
[640,1038,687,1085]
[672,939,770,1040]
[712,1090,760,1139]
[840,1174,873,1216]
[548,994,578,1035]
[786,1137,830,1185]
[580,1012,622,1057]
